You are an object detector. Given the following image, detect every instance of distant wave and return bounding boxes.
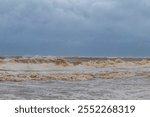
[0,56,150,66]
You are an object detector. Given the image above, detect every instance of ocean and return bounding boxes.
[0,56,150,99]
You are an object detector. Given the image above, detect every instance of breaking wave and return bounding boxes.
[1,56,150,66]
[0,56,150,81]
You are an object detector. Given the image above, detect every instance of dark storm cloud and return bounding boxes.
[0,0,150,56]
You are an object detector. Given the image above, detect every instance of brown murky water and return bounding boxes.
[0,77,150,100]
[0,57,150,99]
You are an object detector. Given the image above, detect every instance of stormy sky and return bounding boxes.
[0,0,150,56]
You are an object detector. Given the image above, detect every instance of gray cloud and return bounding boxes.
[0,0,150,56]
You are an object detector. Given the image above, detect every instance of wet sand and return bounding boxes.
[0,56,150,99]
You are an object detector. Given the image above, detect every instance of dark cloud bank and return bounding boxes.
[0,0,150,56]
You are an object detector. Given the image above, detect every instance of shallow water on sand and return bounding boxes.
[0,77,150,100]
